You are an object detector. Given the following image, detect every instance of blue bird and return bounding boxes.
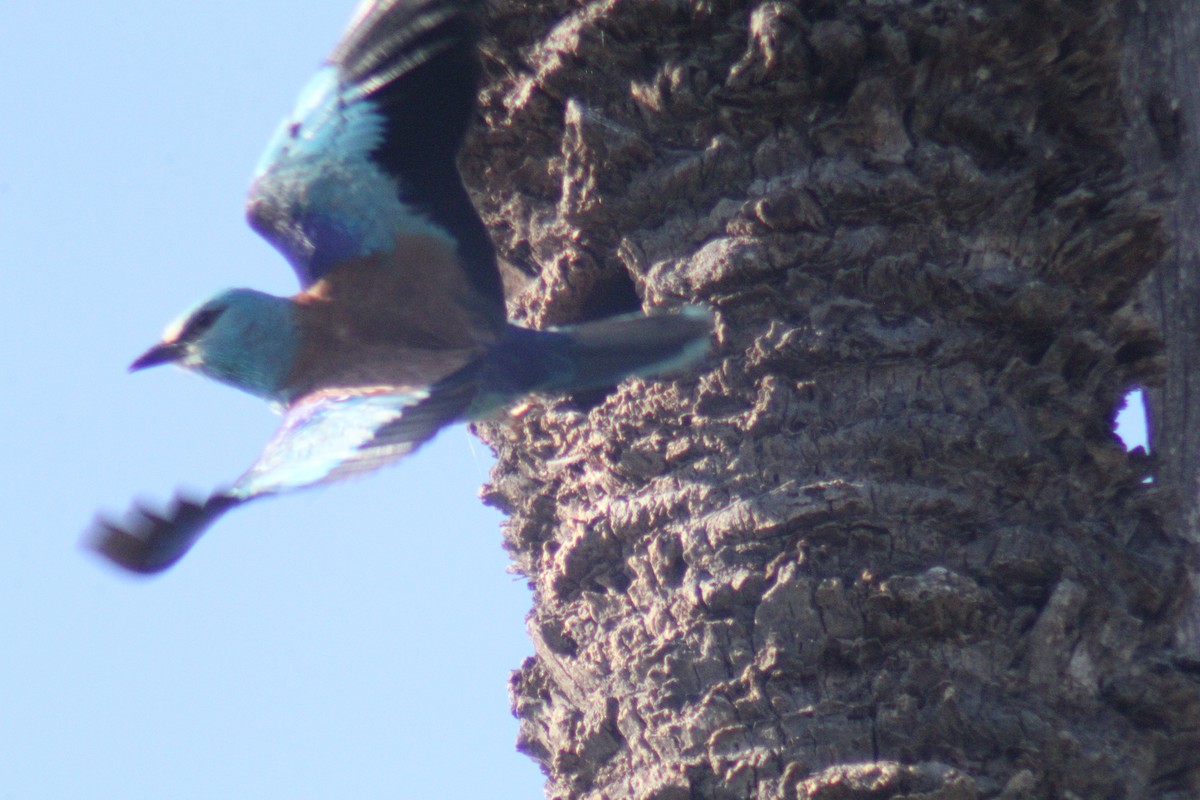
[87,0,712,575]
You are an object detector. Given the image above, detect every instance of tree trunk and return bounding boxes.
[1121,3,1200,661]
[461,1,1200,797]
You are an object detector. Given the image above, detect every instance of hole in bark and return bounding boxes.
[574,269,643,322]
[1114,388,1149,454]
[558,270,645,412]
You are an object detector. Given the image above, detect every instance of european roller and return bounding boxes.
[87,0,712,574]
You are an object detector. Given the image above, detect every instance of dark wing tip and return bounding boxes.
[84,493,242,576]
[336,0,504,306]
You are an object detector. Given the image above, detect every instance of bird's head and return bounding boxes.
[131,288,298,402]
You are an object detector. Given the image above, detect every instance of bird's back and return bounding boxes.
[284,230,500,400]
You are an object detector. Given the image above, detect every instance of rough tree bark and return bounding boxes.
[460,1,1200,798]
[1122,3,1200,659]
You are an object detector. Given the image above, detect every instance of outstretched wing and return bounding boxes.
[246,0,501,313]
[85,371,478,575]
[230,378,475,497]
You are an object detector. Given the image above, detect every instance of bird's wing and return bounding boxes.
[231,377,475,497]
[86,370,478,575]
[86,494,243,575]
[246,0,502,315]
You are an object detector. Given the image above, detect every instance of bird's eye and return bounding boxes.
[183,307,225,340]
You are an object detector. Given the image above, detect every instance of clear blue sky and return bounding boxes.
[0,3,542,798]
[0,3,1150,799]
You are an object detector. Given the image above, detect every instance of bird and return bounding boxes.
[86,0,713,575]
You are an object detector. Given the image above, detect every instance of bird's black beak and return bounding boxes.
[129,341,184,372]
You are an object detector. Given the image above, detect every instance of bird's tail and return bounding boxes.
[475,306,713,413]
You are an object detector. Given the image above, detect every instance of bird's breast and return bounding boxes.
[286,232,500,398]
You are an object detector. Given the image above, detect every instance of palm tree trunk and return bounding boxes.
[1123,3,1200,664]
[463,1,1200,797]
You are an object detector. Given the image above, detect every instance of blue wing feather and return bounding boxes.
[231,379,474,498]
[86,374,478,574]
[248,67,447,285]
[247,0,501,313]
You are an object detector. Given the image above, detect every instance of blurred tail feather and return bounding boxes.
[547,306,713,392]
[474,307,713,414]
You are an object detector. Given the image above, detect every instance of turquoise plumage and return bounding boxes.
[87,0,712,574]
